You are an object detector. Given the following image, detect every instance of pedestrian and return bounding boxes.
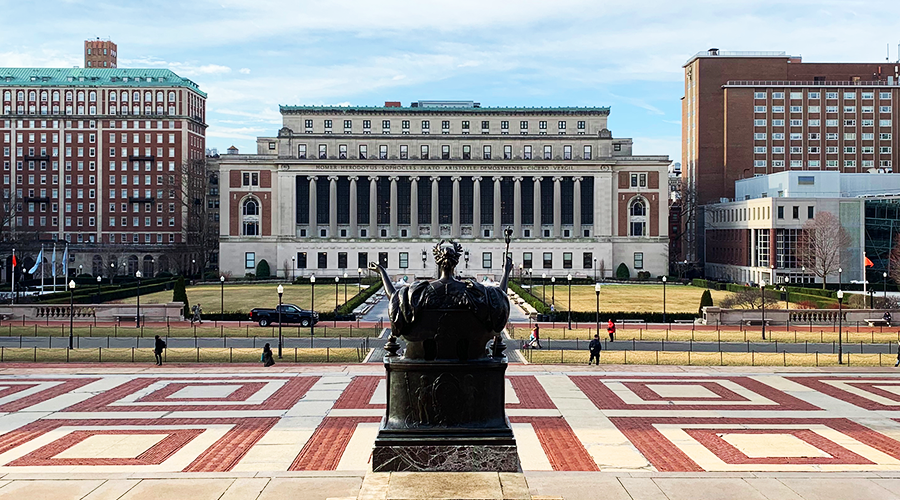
[154,335,166,366]
[884,311,893,327]
[895,341,900,368]
[262,343,275,367]
[528,324,542,349]
[607,319,616,342]
[549,304,555,322]
[589,333,602,365]
[191,303,203,325]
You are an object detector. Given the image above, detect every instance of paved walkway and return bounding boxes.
[2,365,900,498]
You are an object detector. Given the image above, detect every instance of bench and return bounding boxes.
[864,318,892,327]
[620,319,645,324]
[743,319,771,326]
[673,319,695,324]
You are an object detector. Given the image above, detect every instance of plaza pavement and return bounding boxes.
[0,364,899,498]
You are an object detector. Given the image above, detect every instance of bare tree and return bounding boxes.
[797,211,851,289]
[718,287,780,309]
[888,232,900,287]
[162,159,217,277]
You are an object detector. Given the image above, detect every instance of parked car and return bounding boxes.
[250,304,319,327]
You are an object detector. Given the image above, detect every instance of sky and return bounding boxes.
[2,0,900,162]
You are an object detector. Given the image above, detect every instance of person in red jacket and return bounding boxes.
[607,319,616,341]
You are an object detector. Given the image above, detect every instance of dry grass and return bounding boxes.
[511,326,900,344]
[1,324,382,338]
[526,284,732,313]
[116,283,367,313]
[0,347,363,363]
[522,350,886,366]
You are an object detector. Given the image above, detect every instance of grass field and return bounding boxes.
[508,326,900,344]
[116,283,368,313]
[525,284,733,313]
[0,347,364,363]
[0,324,382,338]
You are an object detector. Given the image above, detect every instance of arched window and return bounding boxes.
[242,197,260,236]
[66,91,73,101]
[168,91,175,101]
[144,91,151,101]
[52,91,59,101]
[89,91,96,102]
[77,91,84,101]
[156,91,163,101]
[28,91,36,100]
[110,92,117,101]
[121,91,127,102]
[40,91,47,101]
[629,198,647,236]
[17,91,24,100]
[92,255,104,276]
[132,91,140,101]
[3,91,9,100]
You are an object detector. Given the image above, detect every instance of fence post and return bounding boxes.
[294,347,298,363]
[230,347,233,363]
[132,347,134,362]
[327,348,330,363]
[33,347,36,362]
[751,351,754,366]
[99,347,102,363]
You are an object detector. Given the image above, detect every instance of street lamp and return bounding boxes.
[464,250,469,269]
[837,289,844,364]
[422,249,427,269]
[110,262,116,285]
[551,276,556,322]
[291,256,295,282]
[566,274,573,330]
[277,284,284,359]
[309,275,316,338]
[541,273,547,304]
[334,276,340,315]
[885,272,889,305]
[593,258,597,281]
[838,267,843,288]
[528,268,533,291]
[357,267,363,290]
[96,275,102,297]
[662,276,667,325]
[78,264,82,276]
[594,282,602,337]
[760,279,766,340]
[191,259,196,279]
[135,270,142,328]
[68,280,75,349]
[343,272,348,302]
[220,276,225,318]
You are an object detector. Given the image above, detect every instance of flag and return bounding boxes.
[27,247,43,275]
[62,245,68,275]
[51,244,57,278]
[11,251,16,269]
[865,256,874,267]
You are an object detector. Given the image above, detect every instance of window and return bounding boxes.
[754,105,767,113]
[792,206,799,219]
[380,144,388,159]
[399,252,408,269]
[629,198,646,236]
[542,252,552,269]
[421,145,429,159]
[359,145,367,159]
[242,197,260,235]
[633,252,643,270]
[807,206,814,219]
[483,145,491,159]
[462,145,470,159]
[245,252,255,269]
[563,145,572,160]
[442,120,450,132]
[562,252,572,269]
[318,144,327,159]
[543,145,551,160]
[583,145,591,160]
[523,145,532,160]
[522,252,532,269]
[339,144,347,159]
[777,206,784,219]
[482,252,492,269]
[772,92,784,99]
[318,252,327,269]
[242,172,259,187]
[343,120,352,130]
[754,119,766,126]
[754,92,766,99]
[400,145,408,159]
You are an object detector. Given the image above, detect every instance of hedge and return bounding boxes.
[509,281,550,315]
[39,281,174,304]
[334,281,383,317]
[785,286,835,299]
[540,311,697,323]
[691,279,725,290]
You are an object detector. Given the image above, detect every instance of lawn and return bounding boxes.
[524,283,733,313]
[116,283,369,314]
[522,350,886,367]
[0,347,364,363]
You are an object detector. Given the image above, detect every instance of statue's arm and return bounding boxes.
[499,255,513,292]
[369,262,396,297]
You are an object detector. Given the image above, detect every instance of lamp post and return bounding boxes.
[68,280,75,349]
[291,256,295,283]
[528,268,533,291]
[422,249,427,271]
[135,270,142,328]
[593,258,597,281]
[837,289,844,364]
[662,276,667,325]
[519,264,523,281]
[191,259,196,280]
[78,264,82,276]
[594,282,601,337]
[277,284,284,359]
[839,267,843,289]
[885,272,889,304]
[802,266,806,285]
[357,268,362,291]
[334,276,340,315]
[110,262,116,285]
[541,273,547,304]
[760,279,766,340]
[464,250,469,269]
[309,275,316,340]
[343,272,348,302]
[566,274,573,329]
[551,276,556,322]
[96,275,101,297]
[220,276,225,318]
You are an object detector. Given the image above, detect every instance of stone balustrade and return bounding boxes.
[0,302,185,322]
[703,307,890,326]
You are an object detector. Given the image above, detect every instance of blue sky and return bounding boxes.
[3,0,900,162]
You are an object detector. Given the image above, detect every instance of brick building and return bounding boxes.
[0,67,207,280]
[216,101,670,281]
[681,48,900,263]
[84,39,117,69]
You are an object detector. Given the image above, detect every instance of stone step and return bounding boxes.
[339,471,562,500]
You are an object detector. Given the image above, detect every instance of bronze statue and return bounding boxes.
[370,240,512,360]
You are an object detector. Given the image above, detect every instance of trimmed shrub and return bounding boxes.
[256,260,270,279]
[616,263,630,279]
[698,289,713,315]
[173,276,189,319]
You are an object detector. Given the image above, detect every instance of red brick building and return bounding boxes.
[0,67,207,278]
[681,49,900,263]
[84,39,117,69]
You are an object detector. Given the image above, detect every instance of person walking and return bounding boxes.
[895,341,900,368]
[262,343,275,367]
[884,311,893,327]
[154,335,166,366]
[588,333,602,365]
[191,303,203,325]
[527,324,542,349]
[607,319,616,342]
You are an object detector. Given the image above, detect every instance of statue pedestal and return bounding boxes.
[372,356,520,472]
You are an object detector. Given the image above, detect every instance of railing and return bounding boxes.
[33,306,96,319]
[790,310,846,324]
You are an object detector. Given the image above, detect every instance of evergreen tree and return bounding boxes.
[698,289,713,315]
[257,259,271,279]
[173,275,190,319]
[616,263,630,279]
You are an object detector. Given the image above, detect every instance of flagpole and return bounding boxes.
[11,248,15,305]
[40,244,44,295]
[863,251,868,300]
[52,244,57,293]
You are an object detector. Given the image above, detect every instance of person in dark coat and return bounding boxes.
[884,311,893,326]
[607,319,616,341]
[588,333,602,365]
[154,335,166,366]
[262,343,275,367]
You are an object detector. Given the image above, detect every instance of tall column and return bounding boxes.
[430,176,440,237]
[308,176,317,236]
[328,175,338,237]
[389,176,399,237]
[349,176,358,237]
[472,176,482,236]
[573,176,582,236]
[533,176,542,237]
[451,176,461,238]
[513,176,522,237]
[368,175,378,238]
[493,176,502,237]
[409,176,419,237]
[552,176,562,238]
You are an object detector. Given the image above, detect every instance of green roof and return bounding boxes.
[0,68,206,97]
[280,105,610,115]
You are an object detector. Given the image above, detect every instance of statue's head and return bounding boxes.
[432,240,463,273]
